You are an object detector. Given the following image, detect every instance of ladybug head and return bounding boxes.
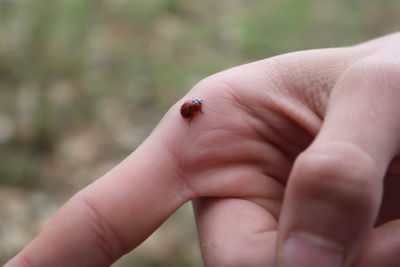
[191,98,203,104]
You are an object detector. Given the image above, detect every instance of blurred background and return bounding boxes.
[0,0,399,266]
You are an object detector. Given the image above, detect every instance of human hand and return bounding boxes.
[6,33,400,267]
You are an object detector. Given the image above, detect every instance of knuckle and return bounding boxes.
[8,253,33,267]
[293,147,379,204]
[76,193,126,261]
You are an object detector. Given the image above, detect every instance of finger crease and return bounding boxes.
[16,253,33,267]
[79,194,127,261]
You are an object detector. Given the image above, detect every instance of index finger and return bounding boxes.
[5,135,192,267]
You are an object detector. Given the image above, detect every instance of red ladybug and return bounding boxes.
[180,97,203,123]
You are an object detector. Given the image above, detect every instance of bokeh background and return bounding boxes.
[1,0,399,266]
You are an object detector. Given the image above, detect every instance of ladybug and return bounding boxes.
[180,97,203,123]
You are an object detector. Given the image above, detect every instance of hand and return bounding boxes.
[6,33,400,267]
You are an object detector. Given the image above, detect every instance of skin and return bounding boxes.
[5,33,400,267]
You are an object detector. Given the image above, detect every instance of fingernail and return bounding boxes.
[280,232,344,267]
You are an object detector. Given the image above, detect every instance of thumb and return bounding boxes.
[277,60,400,267]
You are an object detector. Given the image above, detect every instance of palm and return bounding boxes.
[167,52,400,265]
[164,72,313,265]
